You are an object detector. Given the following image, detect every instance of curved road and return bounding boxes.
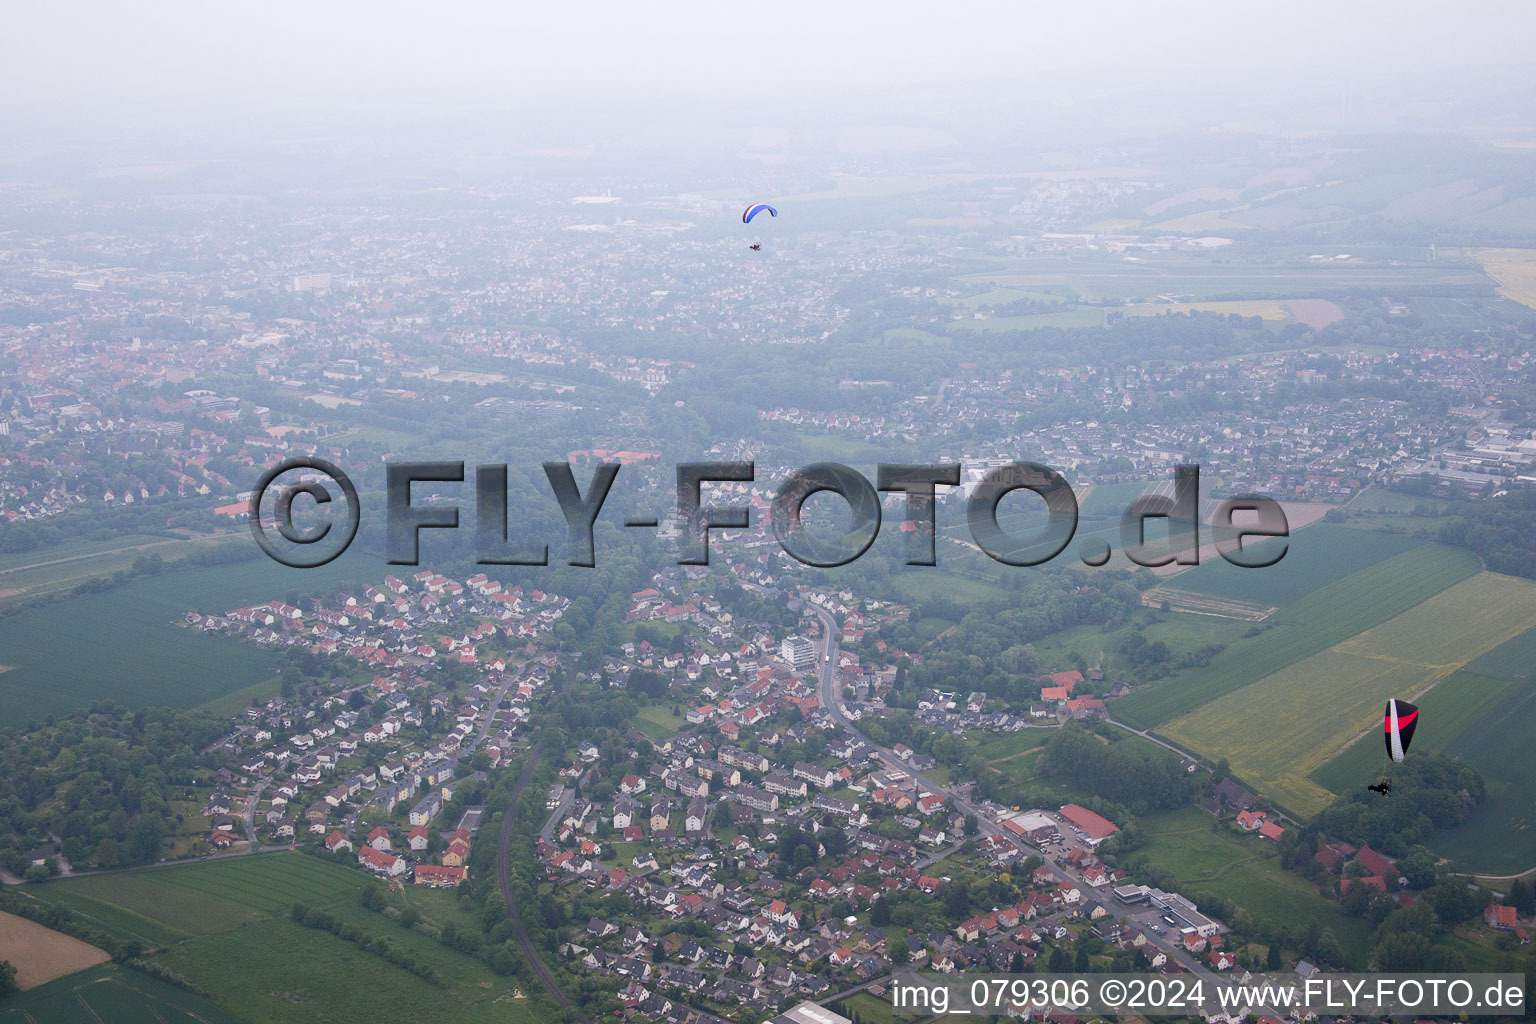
[496,742,591,1024]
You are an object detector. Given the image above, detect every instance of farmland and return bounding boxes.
[0,552,370,731]
[28,853,364,949]
[0,531,235,605]
[27,852,541,1024]
[1166,523,1424,609]
[1285,299,1346,329]
[1113,543,1479,729]
[0,963,243,1024]
[1428,672,1536,875]
[954,256,1493,302]
[159,913,537,1024]
[948,308,1105,332]
[1161,572,1536,817]
[1473,247,1536,310]
[1307,669,1522,795]
[1307,616,1536,875]
[0,909,110,990]
[1120,299,1291,320]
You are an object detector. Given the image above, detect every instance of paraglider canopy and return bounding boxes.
[743,203,777,224]
[1384,698,1418,763]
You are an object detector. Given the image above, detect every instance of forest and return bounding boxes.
[0,701,230,877]
[1034,723,1199,814]
[1301,755,1486,859]
[1437,484,1536,580]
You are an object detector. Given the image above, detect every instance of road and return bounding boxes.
[808,605,1222,986]
[243,779,269,848]
[496,742,592,1024]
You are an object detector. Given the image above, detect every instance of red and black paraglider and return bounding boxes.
[1369,697,1419,796]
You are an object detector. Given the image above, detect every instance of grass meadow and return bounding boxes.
[1136,806,1374,965]
[28,851,541,1024]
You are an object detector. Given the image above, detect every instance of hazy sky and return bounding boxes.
[4,1,1534,146]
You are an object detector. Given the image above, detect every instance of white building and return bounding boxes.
[781,635,817,671]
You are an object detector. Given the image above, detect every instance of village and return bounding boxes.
[154,544,1536,1024]
[168,560,1290,1022]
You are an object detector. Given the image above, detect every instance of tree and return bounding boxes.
[1432,878,1486,925]
[713,801,733,828]
[888,935,911,965]
[870,900,891,927]
[1314,928,1345,967]
[1508,879,1534,916]
[1397,846,1437,890]
[943,879,970,919]
[1266,943,1282,970]
[128,812,164,863]
[0,959,16,999]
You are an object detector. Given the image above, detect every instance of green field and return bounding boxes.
[1077,480,1171,518]
[1136,806,1374,965]
[160,915,530,1024]
[0,553,372,730]
[1335,489,1450,536]
[0,962,245,1024]
[28,851,541,1024]
[842,991,899,1024]
[25,874,254,950]
[0,532,230,602]
[956,258,1492,302]
[1307,670,1522,795]
[1113,544,1479,730]
[633,702,686,740]
[1433,672,1536,873]
[1302,618,1536,876]
[948,308,1104,332]
[1163,572,1536,816]
[29,854,366,949]
[1409,296,1491,331]
[1167,523,1424,608]
[1464,621,1536,681]
[1028,615,1246,680]
[948,286,1070,310]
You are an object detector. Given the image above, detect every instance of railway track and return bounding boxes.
[496,741,592,1023]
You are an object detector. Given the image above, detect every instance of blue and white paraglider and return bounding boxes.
[742,203,777,252]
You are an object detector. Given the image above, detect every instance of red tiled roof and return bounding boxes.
[1059,803,1119,840]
